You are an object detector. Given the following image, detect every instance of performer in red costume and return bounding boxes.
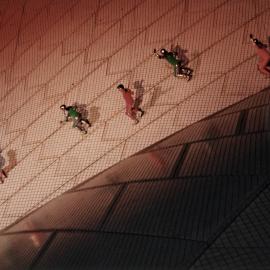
[117,84,144,124]
[250,34,270,77]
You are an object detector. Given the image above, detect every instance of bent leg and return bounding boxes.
[174,64,184,77]
[173,65,178,76]
[81,118,91,126]
[73,115,85,131]
[2,169,7,178]
[126,106,138,121]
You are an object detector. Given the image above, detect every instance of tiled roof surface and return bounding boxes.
[1,86,269,270]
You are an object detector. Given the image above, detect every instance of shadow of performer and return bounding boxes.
[88,106,101,125]
[0,149,6,183]
[72,102,89,120]
[0,149,17,183]
[171,44,190,66]
[4,149,17,173]
[133,80,145,116]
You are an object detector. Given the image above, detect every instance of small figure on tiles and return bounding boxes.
[117,84,144,125]
[60,104,91,134]
[153,48,193,80]
[250,34,270,77]
[0,150,7,184]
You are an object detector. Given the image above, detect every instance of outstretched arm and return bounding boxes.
[153,49,164,59]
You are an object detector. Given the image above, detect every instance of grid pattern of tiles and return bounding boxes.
[0,0,269,231]
[191,186,270,270]
[0,85,269,269]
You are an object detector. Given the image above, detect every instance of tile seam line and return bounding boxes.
[2,63,128,153]
[0,6,22,32]
[27,0,126,60]
[138,90,270,154]
[0,0,106,65]
[119,140,127,160]
[141,0,230,46]
[84,1,183,66]
[4,76,264,146]
[1,0,262,118]
[0,0,145,104]
[0,0,245,74]
[1,173,268,231]
[0,133,142,214]
[62,3,146,58]
[106,0,263,76]
[0,0,76,57]
[106,4,269,77]
[98,184,127,230]
[0,2,154,119]
[0,36,17,56]
[1,157,59,215]
[106,0,233,75]
[115,128,267,175]
[84,0,180,58]
[102,54,257,143]
[170,143,190,178]
[140,128,270,153]
[209,96,270,119]
[55,2,268,129]
[0,0,55,55]
[4,174,268,238]
[1,127,92,194]
[1,0,55,31]
[33,0,144,60]
[71,174,267,194]
[0,0,229,104]
[186,179,270,270]
[0,52,261,199]
[188,7,270,59]
[64,0,266,119]
[0,54,261,206]
[12,0,29,69]
[1,135,130,211]
[4,125,267,218]
[0,1,266,207]
[1,57,106,133]
[29,231,57,270]
[3,103,116,177]
[1,228,208,245]
[0,123,127,208]
[47,49,257,147]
